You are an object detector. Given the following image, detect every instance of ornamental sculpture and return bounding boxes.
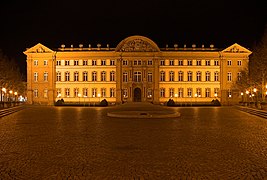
[120,39,158,52]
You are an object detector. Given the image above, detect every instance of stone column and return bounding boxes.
[116,58,122,104]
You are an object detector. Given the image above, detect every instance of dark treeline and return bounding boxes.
[0,49,26,96]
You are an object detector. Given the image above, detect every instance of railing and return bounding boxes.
[235,106,267,119]
[0,105,26,118]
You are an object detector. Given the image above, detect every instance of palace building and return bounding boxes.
[24,35,252,105]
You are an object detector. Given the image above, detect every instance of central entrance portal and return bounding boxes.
[133,88,142,102]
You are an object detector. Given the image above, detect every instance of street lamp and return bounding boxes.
[78,93,81,104]
[14,92,18,102]
[174,93,178,105]
[1,87,6,102]
[241,92,244,103]
[9,90,13,101]
[97,93,101,103]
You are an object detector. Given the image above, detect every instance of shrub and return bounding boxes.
[100,99,108,106]
[211,99,221,106]
[55,99,64,106]
[167,99,175,106]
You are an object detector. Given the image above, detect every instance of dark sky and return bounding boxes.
[0,0,266,76]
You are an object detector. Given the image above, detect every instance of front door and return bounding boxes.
[133,88,141,102]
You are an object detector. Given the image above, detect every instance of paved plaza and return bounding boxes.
[0,103,267,179]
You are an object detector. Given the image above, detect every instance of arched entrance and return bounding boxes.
[133,88,142,102]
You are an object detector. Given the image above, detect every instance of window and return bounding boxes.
[123,88,128,98]
[187,60,192,66]
[56,88,61,97]
[134,60,138,65]
[205,88,210,97]
[228,89,232,97]
[214,88,219,97]
[101,71,106,81]
[33,89,38,98]
[56,60,61,66]
[83,71,88,81]
[83,60,88,66]
[44,72,48,81]
[214,60,219,66]
[83,88,88,97]
[227,60,232,66]
[74,60,79,66]
[65,60,70,66]
[160,60,165,66]
[227,72,232,81]
[44,60,48,66]
[169,71,174,81]
[101,60,106,65]
[110,88,115,97]
[187,71,192,81]
[169,88,174,98]
[74,71,79,81]
[110,71,115,81]
[178,71,183,81]
[187,88,192,97]
[34,60,38,66]
[178,60,183,66]
[65,88,70,97]
[148,60,153,65]
[205,71,210,81]
[160,71,165,81]
[122,60,128,65]
[160,88,165,98]
[214,71,219,81]
[92,71,97,81]
[147,72,153,82]
[237,72,242,81]
[147,89,152,98]
[237,60,242,66]
[196,60,201,66]
[101,88,106,97]
[138,60,142,65]
[123,72,128,82]
[74,88,79,97]
[178,88,183,98]
[205,60,210,66]
[92,88,97,97]
[110,59,115,65]
[44,89,48,98]
[65,72,70,81]
[133,71,142,82]
[196,71,201,81]
[34,72,38,82]
[92,60,97,65]
[56,72,61,81]
[169,59,174,66]
[196,88,201,97]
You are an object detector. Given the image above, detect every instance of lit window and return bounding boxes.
[147,89,152,98]
[169,71,174,81]
[214,88,219,97]
[147,72,153,82]
[92,71,97,81]
[196,88,201,97]
[196,71,202,81]
[44,72,48,81]
[34,60,38,66]
[74,71,79,81]
[83,71,88,81]
[34,72,38,82]
[110,71,115,81]
[205,71,210,81]
[101,71,106,81]
[65,72,70,81]
[133,71,142,82]
[56,72,61,81]
[123,72,128,82]
[227,72,232,81]
[187,71,192,81]
[56,88,61,97]
[123,88,128,98]
[160,71,165,81]
[44,89,48,98]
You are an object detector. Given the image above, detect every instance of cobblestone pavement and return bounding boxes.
[0,105,267,179]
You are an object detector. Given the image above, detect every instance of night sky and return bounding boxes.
[0,0,266,76]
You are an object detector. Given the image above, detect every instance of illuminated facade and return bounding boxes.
[24,35,252,105]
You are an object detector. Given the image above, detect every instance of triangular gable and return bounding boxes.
[24,43,54,54]
[221,43,252,54]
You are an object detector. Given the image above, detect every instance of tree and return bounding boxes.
[249,25,267,101]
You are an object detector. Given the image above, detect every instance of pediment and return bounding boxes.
[221,43,252,54]
[115,35,160,52]
[24,43,53,54]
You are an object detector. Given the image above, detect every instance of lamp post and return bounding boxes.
[174,93,178,105]
[253,88,257,107]
[14,92,18,102]
[78,93,81,104]
[98,93,101,104]
[246,90,249,106]
[9,90,13,102]
[1,88,6,102]
[241,92,244,104]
